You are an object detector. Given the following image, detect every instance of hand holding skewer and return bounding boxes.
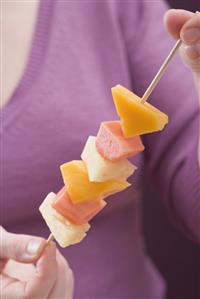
[141,11,200,103]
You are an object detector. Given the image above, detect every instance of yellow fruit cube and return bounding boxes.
[60,160,130,204]
[81,136,136,182]
[112,84,168,138]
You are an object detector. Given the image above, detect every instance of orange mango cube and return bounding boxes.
[60,160,130,204]
[112,84,168,138]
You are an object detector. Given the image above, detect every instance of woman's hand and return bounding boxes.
[0,227,74,298]
[164,9,200,93]
[164,9,200,165]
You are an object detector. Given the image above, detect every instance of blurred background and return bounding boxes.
[167,0,199,11]
[143,2,200,299]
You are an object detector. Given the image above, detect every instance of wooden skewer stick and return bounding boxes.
[46,233,54,246]
[141,39,182,103]
[37,233,54,257]
[40,39,181,251]
[141,10,200,104]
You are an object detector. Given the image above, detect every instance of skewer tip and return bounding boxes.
[46,233,54,246]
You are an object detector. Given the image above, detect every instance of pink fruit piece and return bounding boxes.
[96,121,145,162]
[52,186,106,225]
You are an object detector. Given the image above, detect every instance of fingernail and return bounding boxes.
[182,28,200,44]
[26,239,43,256]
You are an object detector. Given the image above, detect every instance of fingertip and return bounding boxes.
[163,9,180,39]
[164,9,194,39]
[19,237,46,264]
[163,10,175,38]
[26,238,46,261]
[163,9,177,24]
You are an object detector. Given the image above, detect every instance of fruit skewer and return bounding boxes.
[42,34,182,248]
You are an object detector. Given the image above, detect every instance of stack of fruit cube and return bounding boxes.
[39,85,168,247]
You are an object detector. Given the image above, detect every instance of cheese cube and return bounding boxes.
[81,136,136,182]
[39,192,90,247]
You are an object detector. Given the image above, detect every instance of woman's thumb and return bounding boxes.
[0,227,46,263]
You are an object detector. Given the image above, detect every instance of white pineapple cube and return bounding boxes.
[81,136,137,182]
[39,192,90,247]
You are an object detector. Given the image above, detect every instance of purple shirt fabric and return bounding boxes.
[1,1,200,298]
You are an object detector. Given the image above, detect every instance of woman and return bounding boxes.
[1,1,199,298]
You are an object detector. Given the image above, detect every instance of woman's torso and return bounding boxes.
[1,1,165,298]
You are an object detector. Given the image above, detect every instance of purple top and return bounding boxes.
[1,1,199,298]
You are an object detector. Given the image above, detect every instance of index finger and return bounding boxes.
[25,242,57,298]
[164,9,194,39]
[1,242,57,299]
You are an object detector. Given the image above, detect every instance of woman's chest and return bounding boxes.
[2,1,39,108]
[1,2,140,226]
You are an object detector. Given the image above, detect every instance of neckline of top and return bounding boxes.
[0,0,54,132]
